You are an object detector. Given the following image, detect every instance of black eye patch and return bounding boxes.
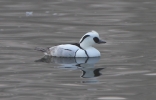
[93,37,99,43]
[80,35,90,43]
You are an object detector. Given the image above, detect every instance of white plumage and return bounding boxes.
[49,44,79,57]
[36,30,106,57]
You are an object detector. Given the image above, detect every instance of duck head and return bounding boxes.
[79,30,106,49]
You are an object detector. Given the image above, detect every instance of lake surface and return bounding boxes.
[0,0,156,100]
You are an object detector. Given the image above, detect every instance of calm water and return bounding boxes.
[0,0,156,100]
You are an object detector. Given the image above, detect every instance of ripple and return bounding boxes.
[98,97,126,100]
[145,73,156,76]
[60,84,84,86]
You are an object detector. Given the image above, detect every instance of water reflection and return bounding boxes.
[35,56,104,78]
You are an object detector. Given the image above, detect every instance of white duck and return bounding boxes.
[36,30,106,57]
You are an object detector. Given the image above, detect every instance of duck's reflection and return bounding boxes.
[35,56,104,78]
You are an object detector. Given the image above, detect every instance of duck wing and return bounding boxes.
[49,44,80,57]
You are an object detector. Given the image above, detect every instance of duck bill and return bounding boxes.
[98,39,106,44]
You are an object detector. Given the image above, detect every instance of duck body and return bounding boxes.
[36,30,106,57]
[49,44,80,57]
[48,43,100,57]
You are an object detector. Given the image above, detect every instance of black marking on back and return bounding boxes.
[64,49,72,51]
[74,49,79,57]
[72,43,89,57]
[93,37,99,43]
[84,50,89,58]
[72,43,82,49]
[80,35,90,43]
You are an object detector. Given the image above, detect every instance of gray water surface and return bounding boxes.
[0,0,156,100]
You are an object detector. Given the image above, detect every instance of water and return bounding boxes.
[0,0,156,100]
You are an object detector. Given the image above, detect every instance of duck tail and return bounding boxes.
[35,47,50,55]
